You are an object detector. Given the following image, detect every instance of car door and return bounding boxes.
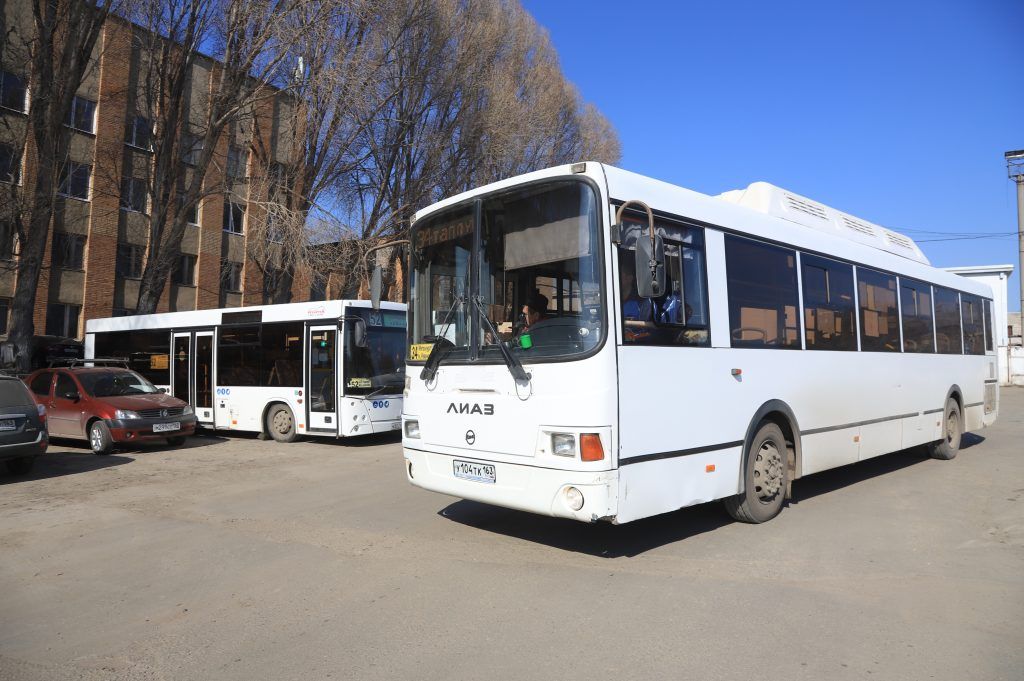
[27,372,55,434]
[50,372,85,438]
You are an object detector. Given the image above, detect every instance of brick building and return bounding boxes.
[0,2,307,342]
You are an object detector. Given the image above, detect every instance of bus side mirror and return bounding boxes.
[370,266,382,310]
[635,234,666,298]
[352,318,368,348]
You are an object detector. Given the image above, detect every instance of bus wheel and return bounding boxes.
[266,404,298,443]
[89,421,114,455]
[928,398,961,460]
[724,422,788,523]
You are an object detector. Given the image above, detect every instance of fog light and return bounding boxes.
[404,419,420,438]
[565,486,584,511]
[551,433,575,457]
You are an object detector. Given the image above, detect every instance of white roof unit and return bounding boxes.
[716,182,930,265]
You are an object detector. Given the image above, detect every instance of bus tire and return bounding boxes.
[928,398,961,460]
[266,404,298,443]
[724,422,788,524]
[89,420,114,455]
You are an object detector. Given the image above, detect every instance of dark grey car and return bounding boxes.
[0,374,48,475]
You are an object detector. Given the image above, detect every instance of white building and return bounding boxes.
[945,264,1018,385]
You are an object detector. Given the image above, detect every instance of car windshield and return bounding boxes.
[344,308,406,396]
[409,180,603,364]
[78,371,160,397]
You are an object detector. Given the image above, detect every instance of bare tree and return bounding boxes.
[124,0,320,314]
[1,0,119,369]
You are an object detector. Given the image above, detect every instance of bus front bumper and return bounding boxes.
[403,446,617,523]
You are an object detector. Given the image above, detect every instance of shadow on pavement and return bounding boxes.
[316,430,402,448]
[1,450,133,485]
[438,436,989,557]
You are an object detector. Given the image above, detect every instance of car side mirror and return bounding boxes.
[62,390,79,401]
[158,387,168,393]
[353,319,368,348]
[635,234,666,299]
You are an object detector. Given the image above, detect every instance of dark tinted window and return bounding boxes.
[94,330,170,384]
[58,162,91,200]
[217,325,261,386]
[53,233,86,269]
[29,372,53,397]
[344,309,406,395]
[857,267,899,352]
[801,253,856,351]
[0,71,27,112]
[0,297,8,335]
[0,142,19,184]
[66,96,97,134]
[934,287,962,354]
[45,303,80,338]
[0,378,33,407]
[55,373,78,399]
[960,293,985,355]
[725,236,799,349]
[900,279,934,353]
[173,254,196,286]
[260,322,304,386]
[984,300,994,352]
[116,243,143,279]
[620,221,709,346]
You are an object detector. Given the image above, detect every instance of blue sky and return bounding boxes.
[521,0,1024,310]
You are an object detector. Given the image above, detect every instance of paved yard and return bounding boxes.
[1,390,1023,681]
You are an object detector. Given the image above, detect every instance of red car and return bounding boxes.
[24,366,197,454]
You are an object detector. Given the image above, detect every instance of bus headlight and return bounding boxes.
[404,419,420,438]
[551,433,575,457]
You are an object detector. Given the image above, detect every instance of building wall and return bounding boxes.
[0,1,305,340]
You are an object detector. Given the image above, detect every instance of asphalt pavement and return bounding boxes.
[1,389,1023,681]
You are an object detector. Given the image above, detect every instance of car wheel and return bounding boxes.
[5,456,35,475]
[166,436,187,447]
[928,398,962,460]
[266,404,298,443]
[724,422,789,523]
[89,420,114,455]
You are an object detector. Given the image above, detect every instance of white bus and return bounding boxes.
[85,300,406,441]
[401,163,998,524]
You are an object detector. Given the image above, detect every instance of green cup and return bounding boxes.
[519,333,533,349]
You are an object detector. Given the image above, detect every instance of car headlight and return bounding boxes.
[551,433,576,457]
[404,419,420,438]
[182,405,194,415]
[115,409,141,420]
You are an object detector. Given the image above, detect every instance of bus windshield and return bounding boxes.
[344,308,406,396]
[409,180,603,364]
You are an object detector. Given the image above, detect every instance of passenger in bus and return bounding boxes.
[619,260,653,322]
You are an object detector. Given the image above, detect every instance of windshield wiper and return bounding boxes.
[420,295,463,382]
[471,295,530,383]
[365,384,402,399]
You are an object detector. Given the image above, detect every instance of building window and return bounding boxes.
[801,253,856,351]
[172,254,196,286]
[125,115,152,150]
[0,297,9,335]
[223,200,245,234]
[933,286,962,354]
[177,191,199,225]
[725,235,800,349]
[899,278,934,353]
[58,162,91,200]
[45,303,81,338]
[221,260,242,293]
[0,143,20,184]
[0,222,16,260]
[227,145,247,180]
[52,233,86,270]
[120,176,149,213]
[262,266,281,303]
[115,243,144,279]
[857,267,899,352]
[65,95,97,134]
[0,71,27,112]
[960,293,985,356]
[182,133,203,166]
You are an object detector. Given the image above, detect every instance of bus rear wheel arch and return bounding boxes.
[265,403,298,443]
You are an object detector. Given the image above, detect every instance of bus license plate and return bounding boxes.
[152,422,180,433]
[453,460,496,484]
[0,419,15,431]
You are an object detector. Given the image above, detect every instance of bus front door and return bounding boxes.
[307,326,339,435]
[194,332,214,426]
